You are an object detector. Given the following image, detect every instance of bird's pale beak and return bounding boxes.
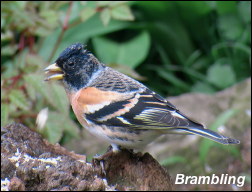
[44,63,64,81]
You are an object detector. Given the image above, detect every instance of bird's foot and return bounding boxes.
[92,145,121,176]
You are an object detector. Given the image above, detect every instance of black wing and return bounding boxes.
[85,88,204,130]
[85,88,240,144]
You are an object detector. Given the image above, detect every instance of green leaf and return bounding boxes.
[14,1,27,9]
[24,73,69,113]
[92,36,117,64]
[238,1,251,24]
[1,61,19,79]
[96,1,111,7]
[61,117,80,139]
[111,4,134,21]
[92,31,150,68]
[43,111,79,144]
[9,89,30,111]
[40,9,59,26]
[15,48,29,70]
[24,73,53,105]
[121,31,150,67]
[207,62,236,89]
[210,109,238,132]
[1,44,18,56]
[185,50,202,67]
[25,82,37,100]
[1,104,9,126]
[44,111,64,143]
[26,54,45,66]
[160,156,187,166]
[34,26,54,37]
[215,1,236,15]
[218,14,243,41]
[157,70,190,91]
[1,30,13,41]
[109,1,128,7]
[80,7,96,22]
[39,14,131,62]
[100,8,111,26]
[199,138,214,164]
[191,82,216,94]
[176,1,213,17]
[211,42,251,81]
[218,145,240,158]
[50,83,69,114]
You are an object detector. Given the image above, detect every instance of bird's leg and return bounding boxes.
[93,144,121,161]
[92,144,122,176]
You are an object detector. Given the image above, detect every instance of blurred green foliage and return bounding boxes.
[1,1,251,148]
[1,1,136,143]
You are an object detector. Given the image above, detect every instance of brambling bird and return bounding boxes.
[44,43,240,152]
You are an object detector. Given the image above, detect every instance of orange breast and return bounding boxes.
[66,87,134,126]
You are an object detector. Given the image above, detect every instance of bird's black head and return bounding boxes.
[55,43,105,90]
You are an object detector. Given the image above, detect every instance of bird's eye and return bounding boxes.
[63,62,75,69]
[68,62,75,67]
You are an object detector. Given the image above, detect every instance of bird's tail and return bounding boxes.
[168,127,240,145]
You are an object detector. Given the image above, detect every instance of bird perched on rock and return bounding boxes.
[44,43,240,152]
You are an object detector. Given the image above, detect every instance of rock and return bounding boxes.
[1,123,172,191]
